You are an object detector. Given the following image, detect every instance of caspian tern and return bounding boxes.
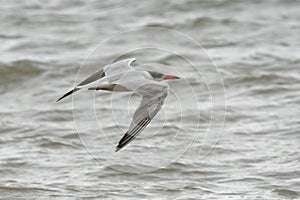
[57,58,180,152]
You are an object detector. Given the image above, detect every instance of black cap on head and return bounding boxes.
[148,71,165,79]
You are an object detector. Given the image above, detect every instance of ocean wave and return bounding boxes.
[225,72,300,86]
[0,59,45,85]
[272,189,299,198]
[38,137,79,149]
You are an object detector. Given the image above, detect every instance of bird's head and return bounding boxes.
[147,71,180,81]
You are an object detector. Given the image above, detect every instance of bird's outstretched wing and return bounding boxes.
[56,58,136,102]
[103,57,136,76]
[116,82,169,152]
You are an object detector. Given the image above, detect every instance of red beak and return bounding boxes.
[163,75,180,80]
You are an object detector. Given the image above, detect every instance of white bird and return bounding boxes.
[57,58,180,152]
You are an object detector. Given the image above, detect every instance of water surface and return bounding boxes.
[0,0,299,199]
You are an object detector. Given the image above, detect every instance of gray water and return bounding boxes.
[1,0,300,199]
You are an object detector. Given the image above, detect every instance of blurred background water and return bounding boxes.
[0,0,300,199]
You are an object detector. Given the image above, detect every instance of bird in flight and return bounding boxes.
[57,58,180,152]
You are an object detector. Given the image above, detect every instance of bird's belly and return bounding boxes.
[108,84,130,91]
[88,83,130,92]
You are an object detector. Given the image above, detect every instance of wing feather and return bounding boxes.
[103,58,136,76]
[56,58,135,101]
[116,83,168,152]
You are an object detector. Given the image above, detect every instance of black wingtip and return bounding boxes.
[115,132,131,152]
[115,117,151,152]
[115,141,126,152]
[115,147,121,152]
[56,88,80,102]
[56,96,65,102]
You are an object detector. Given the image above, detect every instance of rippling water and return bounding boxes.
[1,0,300,199]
